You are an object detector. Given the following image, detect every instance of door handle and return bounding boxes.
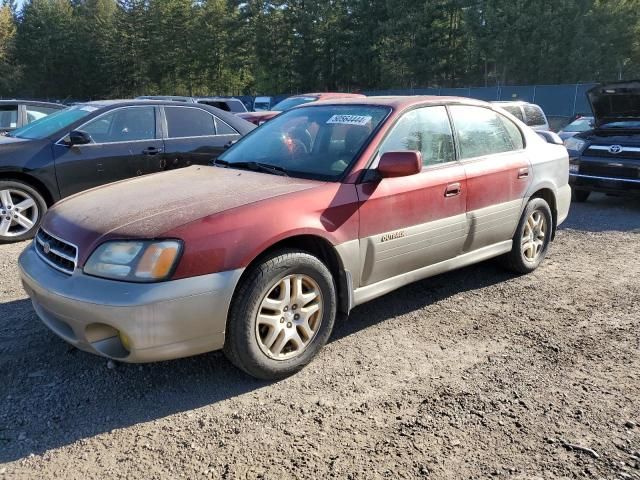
[518,167,529,179]
[445,182,461,197]
[142,146,163,155]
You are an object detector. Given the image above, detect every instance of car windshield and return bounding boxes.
[10,105,96,140]
[563,117,594,132]
[272,96,318,111]
[218,105,390,181]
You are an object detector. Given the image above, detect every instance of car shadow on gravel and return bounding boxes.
[332,258,516,343]
[0,258,520,464]
[560,193,640,232]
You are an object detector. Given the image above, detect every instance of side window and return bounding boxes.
[379,106,455,167]
[215,117,239,135]
[165,107,216,137]
[523,105,547,127]
[498,114,524,150]
[26,106,60,124]
[501,105,525,122]
[0,105,19,129]
[82,107,156,143]
[450,106,516,159]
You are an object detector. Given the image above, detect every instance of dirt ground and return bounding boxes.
[1,193,639,480]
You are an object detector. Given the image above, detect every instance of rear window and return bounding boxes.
[523,105,547,127]
[500,105,525,122]
[450,105,517,159]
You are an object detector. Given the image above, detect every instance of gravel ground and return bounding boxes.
[1,193,639,479]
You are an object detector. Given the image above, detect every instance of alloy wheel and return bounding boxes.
[0,189,39,238]
[521,210,547,262]
[255,274,323,360]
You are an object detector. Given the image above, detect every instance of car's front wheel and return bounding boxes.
[501,197,553,274]
[0,180,47,243]
[224,250,337,380]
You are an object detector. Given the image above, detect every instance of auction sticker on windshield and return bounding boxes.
[326,115,372,126]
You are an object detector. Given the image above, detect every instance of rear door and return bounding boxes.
[449,105,531,253]
[53,106,162,197]
[357,106,468,286]
[158,106,240,171]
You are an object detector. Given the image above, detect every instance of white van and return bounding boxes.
[253,96,273,112]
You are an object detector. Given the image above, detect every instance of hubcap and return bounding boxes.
[521,210,546,262]
[0,189,38,238]
[255,274,323,361]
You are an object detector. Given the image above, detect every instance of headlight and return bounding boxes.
[564,137,586,152]
[84,240,182,282]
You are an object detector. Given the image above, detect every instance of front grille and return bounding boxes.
[34,229,78,275]
[584,145,640,160]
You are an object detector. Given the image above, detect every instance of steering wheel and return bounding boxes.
[288,137,309,155]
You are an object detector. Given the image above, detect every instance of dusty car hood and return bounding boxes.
[43,165,322,260]
[588,81,640,127]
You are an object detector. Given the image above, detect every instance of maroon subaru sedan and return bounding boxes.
[19,96,571,379]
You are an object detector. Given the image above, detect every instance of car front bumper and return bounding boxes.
[569,155,640,195]
[19,243,243,363]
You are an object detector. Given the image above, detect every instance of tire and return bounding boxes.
[571,188,590,203]
[501,197,553,274]
[0,180,47,243]
[224,249,337,380]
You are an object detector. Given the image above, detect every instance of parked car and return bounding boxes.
[558,116,594,141]
[253,96,273,112]
[136,96,248,113]
[239,92,366,125]
[0,100,65,135]
[19,96,570,380]
[491,101,550,131]
[0,99,254,242]
[565,81,640,201]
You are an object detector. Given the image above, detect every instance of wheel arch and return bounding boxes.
[529,187,558,239]
[0,172,56,206]
[233,234,351,315]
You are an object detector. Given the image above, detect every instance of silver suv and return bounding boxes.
[491,101,550,131]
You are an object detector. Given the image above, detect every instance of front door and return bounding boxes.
[158,106,240,172]
[53,106,162,198]
[357,106,468,287]
[448,105,531,253]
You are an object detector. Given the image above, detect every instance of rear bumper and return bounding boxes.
[19,244,243,362]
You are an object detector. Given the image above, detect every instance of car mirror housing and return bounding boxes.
[536,130,564,146]
[64,130,92,146]
[377,151,422,178]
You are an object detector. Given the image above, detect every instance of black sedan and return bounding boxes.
[0,100,65,135]
[566,81,640,202]
[0,100,254,242]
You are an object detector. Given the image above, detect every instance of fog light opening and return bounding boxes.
[118,330,133,353]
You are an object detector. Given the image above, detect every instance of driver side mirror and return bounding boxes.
[377,151,422,178]
[64,130,92,146]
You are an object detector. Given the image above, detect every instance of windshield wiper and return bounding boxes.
[212,159,288,176]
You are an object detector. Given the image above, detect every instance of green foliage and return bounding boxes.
[1,0,639,99]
